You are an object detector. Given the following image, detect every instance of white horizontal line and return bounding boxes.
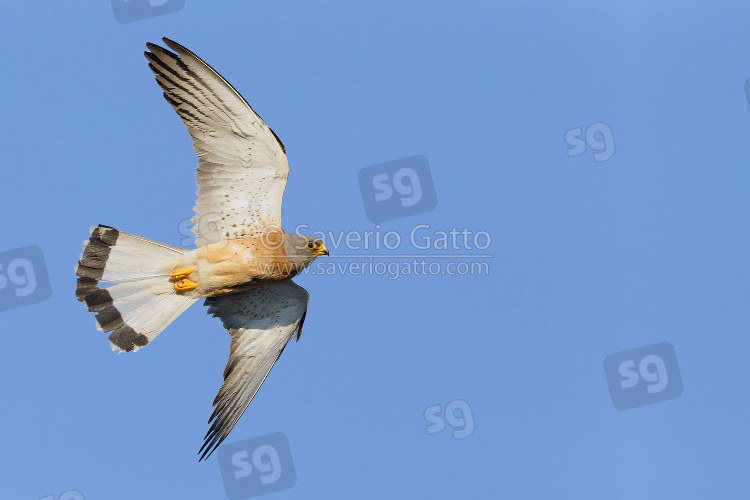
[322,255,494,258]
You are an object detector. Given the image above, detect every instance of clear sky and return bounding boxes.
[2,1,750,499]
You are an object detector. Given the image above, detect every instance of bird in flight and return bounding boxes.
[75,38,329,461]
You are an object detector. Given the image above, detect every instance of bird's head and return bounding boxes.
[284,233,329,269]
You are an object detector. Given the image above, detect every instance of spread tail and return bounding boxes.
[75,225,198,352]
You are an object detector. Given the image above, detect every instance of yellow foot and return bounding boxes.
[170,267,195,280]
[173,278,198,291]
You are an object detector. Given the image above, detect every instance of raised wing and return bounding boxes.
[199,280,309,461]
[145,38,289,246]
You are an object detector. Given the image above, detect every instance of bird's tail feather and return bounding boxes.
[75,225,198,352]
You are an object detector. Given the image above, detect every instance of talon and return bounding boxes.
[174,278,198,291]
[170,267,195,280]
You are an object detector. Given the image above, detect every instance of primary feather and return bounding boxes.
[145,38,290,246]
[199,280,309,461]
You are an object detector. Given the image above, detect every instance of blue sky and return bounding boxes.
[2,1,750,499]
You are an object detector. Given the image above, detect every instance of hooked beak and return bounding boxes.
[315,244,329,256]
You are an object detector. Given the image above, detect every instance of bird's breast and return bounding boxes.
[191,237,294,296]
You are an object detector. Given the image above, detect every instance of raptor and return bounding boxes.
[75,38,328,461]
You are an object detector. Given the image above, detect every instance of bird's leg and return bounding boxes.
[174,279,198,291]
[170,267,198,291]
[170,267,195,280]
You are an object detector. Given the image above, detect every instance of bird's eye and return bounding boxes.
[307,242,315,249]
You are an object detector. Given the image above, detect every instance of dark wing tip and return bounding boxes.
[295,311,307,342]
[198,434,226,462]
[269,127,287,155]
[145,42,161,53]
[162,37,190,55]
[145,41,179,62]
